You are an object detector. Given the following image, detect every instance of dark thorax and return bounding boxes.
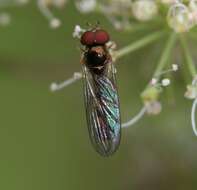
[85,45,110,75]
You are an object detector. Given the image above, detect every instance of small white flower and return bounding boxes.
[106,41,117,50]
[150,78,158,85]
[162,78,171,86]
[132,0,158,21]
[172,64,178,71]
[189,0,197,12]
[167,3,194,33]
[0,13,11,26]
[73,72,83,79]
[145,101,162,115]
[50,83,58,91]
[50,18,61,28]
[185,87,197,99]
[75,0,97,13]
[185,77,197,99]
[73,25,85,38]
[189,0,197,23]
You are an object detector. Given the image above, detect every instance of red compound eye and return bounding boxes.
[80,31,95,46]
[95,30,110,45]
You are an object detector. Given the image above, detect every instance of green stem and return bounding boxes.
[114,30,165,60]
[141,32,177,100]
[179,36,197,78]
[121,23,155,33]
[153,32,177,78]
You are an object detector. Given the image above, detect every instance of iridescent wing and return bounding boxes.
[82,61,121,157]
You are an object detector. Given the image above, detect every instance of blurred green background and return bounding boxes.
[0,1,197,190]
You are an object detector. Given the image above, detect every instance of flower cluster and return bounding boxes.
[3,0,197,32]
[1,0,197,135]
[73,0,197,32]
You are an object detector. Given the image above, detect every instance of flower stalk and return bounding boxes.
[114,30,166,60]
[122,107,147,128]
[153,32,177,78]
[140,32,177,114]
[180,35,197,78]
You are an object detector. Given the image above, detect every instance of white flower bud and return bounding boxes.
[50,18,61,28]
[185,85,197,99]
[50,83,58,91]
[72,25,85,38]
[167,3,194,33]
[75,0,97,13]
[145,101,162,115]
[172,64,178,71]
[73,72,83,79]
[132,0,158,21]
[189,0,197,23]
[189,0,197,12]
[150,78,158,85]
[162,78,171,86]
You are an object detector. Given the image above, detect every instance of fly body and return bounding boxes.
[81,28,121,157]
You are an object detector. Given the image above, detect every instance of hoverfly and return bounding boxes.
[80,28,121,157]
